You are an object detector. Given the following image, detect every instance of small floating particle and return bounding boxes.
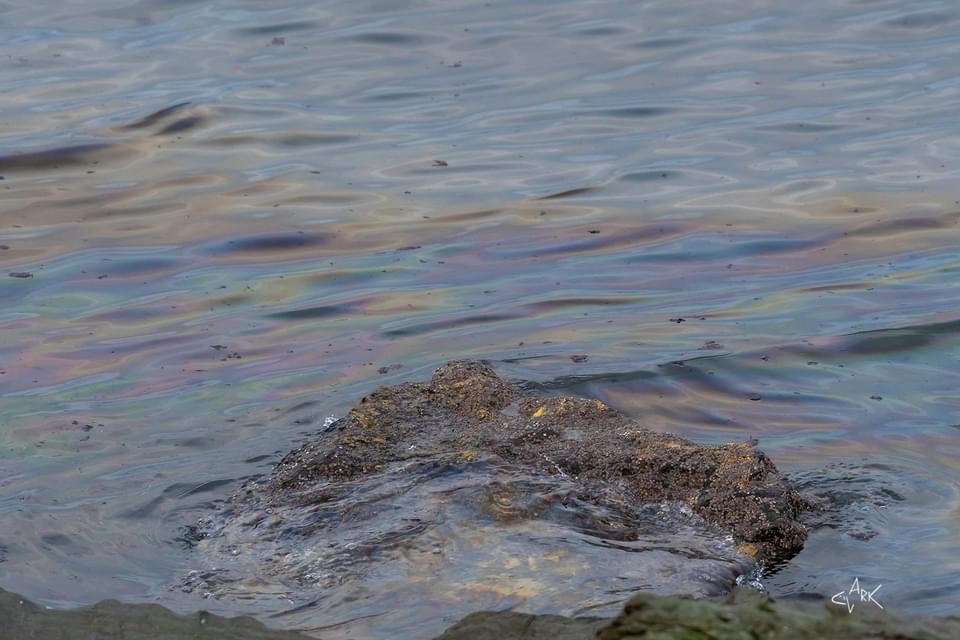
[669,317,685,323]
[700,340,723,350]
[210,344,227,351]
[8,271,32,278]
[271,36,285,46]
[432,160,448,167]
[377,364,403,375]
[587,229,600,234]
[570,354,589,363]
[870,395,883,401]
[748,393,762,401]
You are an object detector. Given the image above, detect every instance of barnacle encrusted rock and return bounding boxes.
[269,360,808,562]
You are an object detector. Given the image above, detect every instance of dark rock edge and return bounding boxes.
[5,587,960,640]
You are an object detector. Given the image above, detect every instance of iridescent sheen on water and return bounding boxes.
[0,0,958,635]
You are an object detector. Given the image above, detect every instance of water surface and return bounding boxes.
[1,0,959,636]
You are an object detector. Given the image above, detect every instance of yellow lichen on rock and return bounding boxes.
[532,406,546,418]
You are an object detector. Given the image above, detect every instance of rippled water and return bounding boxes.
[1,0,959,635]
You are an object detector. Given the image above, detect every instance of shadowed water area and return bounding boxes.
[1,0,959,637]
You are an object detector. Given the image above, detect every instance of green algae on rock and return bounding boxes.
[435,587,960,640]
[0,588,309,640]
[267,360,809,563]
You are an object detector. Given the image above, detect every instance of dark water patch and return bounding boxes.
[358,89,440,103]
[575,26,629,37]
[838,318,960,355]
[620,170,679,182]
[274,133,356,147]
[738,237,824,254]
[233,21,319,36]
[283,401,317,414]
[344,31,441,47]
[625,235,823,263]
[882,11,953,31]
[91,306,185,323]
[849,214,956,238]
[205,133,357,147]
[521,297,640,313]
[40,533,73,547]
[583,106,674,118]
[164,479,237,498]
[632,36,695,49]
[203,233,330,257]
[269,304,355,321]
[307,269,381,289]
[120,480,238,521]
[520,369,659,394]
[434,208,504,223]
[38,532,92,555]
[0,143,116,171]
[119,102,192,130]
[83,334,195,356]
[281,193,370,205]
[799,281,873,293]
[120,496,165,520]
[156,115,206,136]
[758,122,846,134]
[789,461,942,543]
[383,312,518,337]
[503,223,687,259]
[105,256,181,276]
[538,186,598,200]
[81,202,189,220]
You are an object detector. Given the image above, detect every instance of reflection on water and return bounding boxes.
[1,0,959,634]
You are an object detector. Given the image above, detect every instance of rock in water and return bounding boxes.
[187,360,810,638]
[268,360,808,562]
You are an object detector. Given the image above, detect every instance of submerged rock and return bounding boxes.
[267,360,808,562]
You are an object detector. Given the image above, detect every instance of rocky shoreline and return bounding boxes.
[5,586,960,639]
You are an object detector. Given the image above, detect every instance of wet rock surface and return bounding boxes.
[0,588,308,640]
[265,360,808,563]
[435,587,960,640]
[12,583,958,640]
